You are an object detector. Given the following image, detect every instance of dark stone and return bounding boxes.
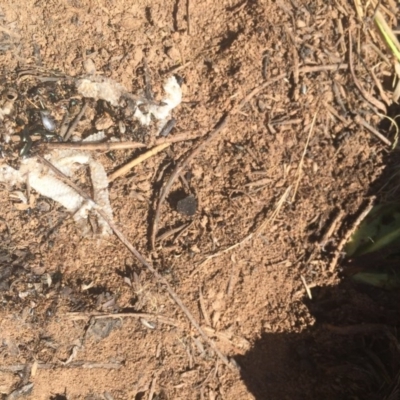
[176,195,197,216]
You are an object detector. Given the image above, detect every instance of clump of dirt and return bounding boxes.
[0,0,399,399]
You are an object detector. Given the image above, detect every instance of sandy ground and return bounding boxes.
[0,1,399,399]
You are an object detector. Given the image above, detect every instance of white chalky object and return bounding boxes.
[0,144,113,236]
[133,76,182,132]
[76,75,182,133]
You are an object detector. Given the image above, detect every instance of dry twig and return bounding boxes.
[65,311,178,326]
[148,376,158,400]
[35,155,234,370]
[151,115,230,249]
[0,361,122,373]
[199,287,212,326]
[328,197,375,272]
[348,31,387,113]
[197,186,292,267]
[109,143,170,181]
[354,114,391,146]
[64,100,88,141]
[43,132,201,151]
[187,0,191,34]
[291,109,318,202]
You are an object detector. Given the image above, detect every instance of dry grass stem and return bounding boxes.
[0,362,122,373]
[64,101,88,141]
[43,132,201,151]
[348,31,387,113]
[66,312,178,326]
[151,115,230,249]
[35,155,234,370]
[354,114,392,146]
[199,287,212,327]
[300,275,312,300]
[291,109,318,202]
[108,143,170,182]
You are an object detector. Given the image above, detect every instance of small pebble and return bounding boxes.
[176,195,197,216]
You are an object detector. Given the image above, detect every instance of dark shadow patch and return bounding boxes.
[50,394,68,400]
[237,279,400,399]
[172,0,180,32]
[145,6,154,26]
[218,29,243,53]
[167,188,188,210]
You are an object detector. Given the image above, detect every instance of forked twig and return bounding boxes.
[151,114,230,249]
[35,155,234,370]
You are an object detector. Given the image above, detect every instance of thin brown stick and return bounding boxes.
[35,155,234,370]
[291,109,319,202]
[324,102,351,126]
[329,197,375,272]
[64,101,88,141]
[109,143,170,182]
[238,73,287,108]
[151,115,229,249]
[196,186,292,268]
[319,209,346,247]
[348,32,387,113]
[368,65,391,106]
[148,376,158,400]
[46,141,146,151]
[354,114,392,146]
[0,361,122,373]
[187,0,191,34]
[284,25,299,96]
[65,311,178,326]
[197,234,252,268]
[199,287,212,327]
[157,222,189,242]
[59,109,70,139]
[43,132,201,151]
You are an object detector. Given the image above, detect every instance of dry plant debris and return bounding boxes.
[0,0,400,399]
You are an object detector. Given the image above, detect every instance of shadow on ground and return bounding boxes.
[236,279,400,400]
[236,137,400,399]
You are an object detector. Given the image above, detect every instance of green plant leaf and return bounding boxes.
[345,203,400,257]
[352,270,400,290]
